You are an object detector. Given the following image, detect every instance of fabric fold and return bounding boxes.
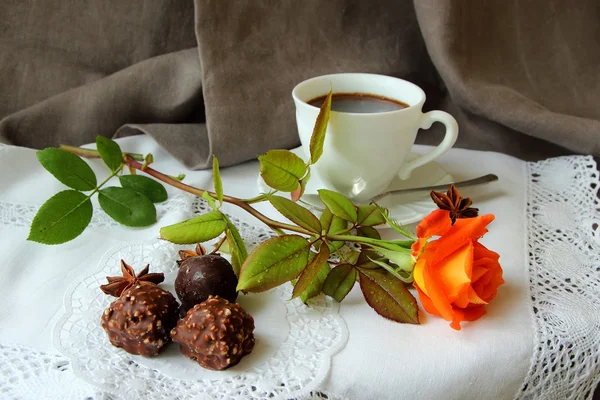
[1,0,599,169]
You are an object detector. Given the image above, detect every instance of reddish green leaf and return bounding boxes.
[299,263,331,303]
[357,226,381,240]
[318,189,357,222]
[323,264,357,302]
[237,235,311,292]
[320,207,347,251]
[212,155,224,205]
[259,150,307,192]
[309,89,332,165]
[269,195,321,234]
[358,268,419,324]
[160,210,227,244]
[356,205,386,227]
[292,245,330,299]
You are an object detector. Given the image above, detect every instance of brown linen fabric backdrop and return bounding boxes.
[1,0,599,170]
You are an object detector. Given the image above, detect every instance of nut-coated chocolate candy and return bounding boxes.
[171,296,255,370]
[100,262,180,357]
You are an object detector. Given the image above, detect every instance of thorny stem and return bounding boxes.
[59,144,144,161]
[122,156,314,236]
[62,145,415,249]
[211,235,228,254]
[241,191,276,204]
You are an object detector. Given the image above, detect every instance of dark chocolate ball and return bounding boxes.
[171,296,255,370]
[175,254,238,312]
[101,283,179,356]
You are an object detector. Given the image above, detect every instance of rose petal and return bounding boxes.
[438,241,473,301]
[453,282,473,308]
[422,261,454,322]
[462,305,487,321]
[416,209,452,239]
[425,214,495,266]
[415,286,441,317]
[471,260,491,282]
[467,287,488,304]
[411,238,427,258]
[473,241,500,261]
[412,257,428,296]
[450,305,486,330]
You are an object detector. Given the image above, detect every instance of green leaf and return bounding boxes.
[160,210,227,244]
[323,264,357,302]
[96,136,123,172]
[357,226,381,240]
[259,149,307,192]
[118,175,168,203]
[292,244,330,299]
[237,235,311,292]
[223,215,248,277]
[339,249,360,264]
[202,191,218,209]
[212,155,224,205]
[356,205,386,227]
[357,268,419,324]
[268,195,321,233]
[309,89,332,165]
[36,148,97,191]
[318,189,357,222]
[320,207,347,252]
[299,262,331,303]
[28,190,92,244]
[98,187,156,227]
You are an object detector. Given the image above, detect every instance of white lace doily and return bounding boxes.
[516,156,600,400]
[0,343,347,400]
[0,343,102,399]
[53,238,348,399]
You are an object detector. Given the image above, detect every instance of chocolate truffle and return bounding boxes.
[175,254,238,312]
[171,296,255,370]
[100,261,179,357]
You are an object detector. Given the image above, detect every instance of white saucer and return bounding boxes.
[256,147,453,226]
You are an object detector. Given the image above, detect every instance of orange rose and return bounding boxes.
[411,209,504,330]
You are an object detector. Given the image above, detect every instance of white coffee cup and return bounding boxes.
[292,73,458,201]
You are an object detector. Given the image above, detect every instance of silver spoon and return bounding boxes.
[371,173,499,202]
[301,174,499,211]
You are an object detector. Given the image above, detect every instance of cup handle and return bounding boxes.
[397,110,458,180]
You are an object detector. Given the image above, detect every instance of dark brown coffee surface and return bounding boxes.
[308,92,408,113]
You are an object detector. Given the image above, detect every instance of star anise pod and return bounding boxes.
[176,243,207,266]
[430,184,479,225]
[100,260,165,297]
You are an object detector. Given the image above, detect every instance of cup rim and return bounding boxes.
[292,73,426,116]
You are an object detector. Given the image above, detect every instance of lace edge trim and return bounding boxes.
[517,155,600,400]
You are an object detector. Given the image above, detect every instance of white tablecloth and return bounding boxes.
[0,135,598,400]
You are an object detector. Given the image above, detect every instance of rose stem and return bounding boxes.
[122,156,313,236]
[59,144,144,161]
[210,235,227,254]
